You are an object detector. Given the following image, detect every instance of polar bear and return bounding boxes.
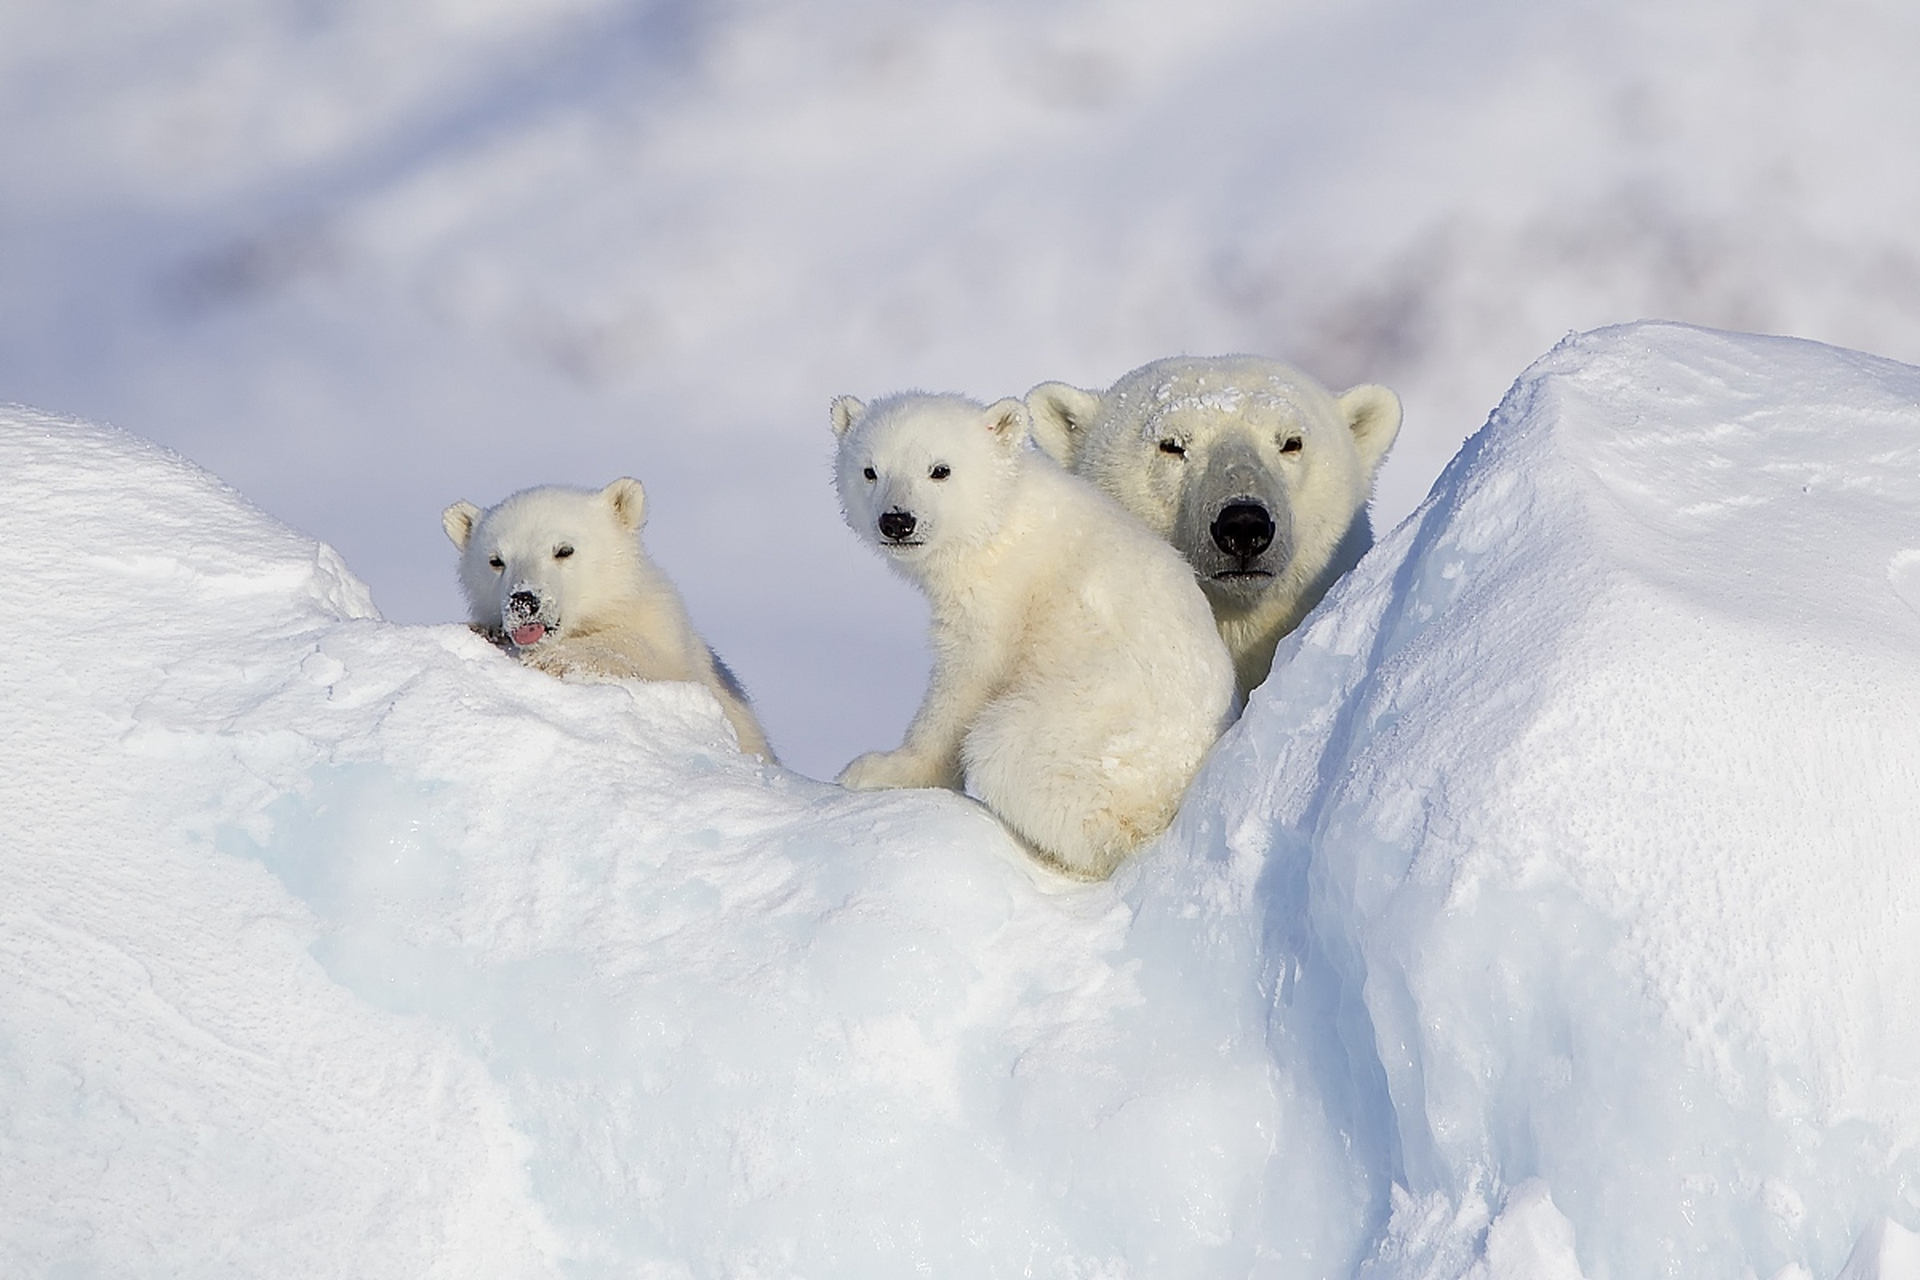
[831,392,1234,879]
[1027,355,1401,699]
[443,479,775,762]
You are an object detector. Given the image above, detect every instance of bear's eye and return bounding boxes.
[929,464,951,481]
[1158,439,1186,457]
[487,555,504,571]
[1280,436,1304,455]
[554,545,574,559]
[862,466,877,482]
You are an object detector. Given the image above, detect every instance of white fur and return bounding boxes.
[1027,355,1401,698]
[443,479,775,762]
[831,392,1234,879]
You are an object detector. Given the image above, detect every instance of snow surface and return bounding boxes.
[7,0,1920,778]
[4,321,1920,1278]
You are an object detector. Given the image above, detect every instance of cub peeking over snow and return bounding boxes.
[443,479,775,762]
[832,392,1234,879]
[1027,355,1400,700]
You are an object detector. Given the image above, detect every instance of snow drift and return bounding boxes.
[2,321,1918,1278]
[1208,322,1920,1279]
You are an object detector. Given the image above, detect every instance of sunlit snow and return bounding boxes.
[5,322,1918,1278]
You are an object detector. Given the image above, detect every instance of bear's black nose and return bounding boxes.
[878,509,917,541]
[507,589,541,616]
[1211,502,1275,558]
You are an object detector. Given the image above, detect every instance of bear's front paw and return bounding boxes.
[469,623,512,651]
[838,750,946,791]
[519,644,575,677]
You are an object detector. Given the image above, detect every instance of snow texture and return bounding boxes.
[4,321,1919,1278]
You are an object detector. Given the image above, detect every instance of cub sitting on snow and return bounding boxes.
[832,392,1234,879]
[1027,355,1400,700]
[443,479,775,762]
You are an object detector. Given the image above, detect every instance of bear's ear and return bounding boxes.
[982,397,1030,449]
[603,477,647,531]
[1336,384,1403,476]
[1025,382,1101,467]
[442,500,481,550]
[830,395,866,440]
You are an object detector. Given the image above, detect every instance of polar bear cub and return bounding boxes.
[443,479,775,762]
[1028,355,1400,700]
[832,392,1235,879]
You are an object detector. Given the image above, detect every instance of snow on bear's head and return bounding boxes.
[831,393,1028,573]
[442,478,648,650]
[1027,355,1400,613]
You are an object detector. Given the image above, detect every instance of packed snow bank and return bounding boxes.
[4,321,1919,1279]
[0,408,1355,1276]
[1190,321,1920,1278]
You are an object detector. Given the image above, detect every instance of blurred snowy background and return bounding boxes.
[5,0,1919,777]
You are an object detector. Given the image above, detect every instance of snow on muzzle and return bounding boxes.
[502,587,557,648]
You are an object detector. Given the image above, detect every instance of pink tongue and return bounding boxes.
[510,623,547,647]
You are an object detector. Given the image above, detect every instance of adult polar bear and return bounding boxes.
[443,479,776,762]
[832,392,1234,880]
[1027,356,1401,699]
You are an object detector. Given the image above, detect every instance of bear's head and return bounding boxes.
[831,393,1028,572]
[442,478,647,650]
[1026,355,1400,619]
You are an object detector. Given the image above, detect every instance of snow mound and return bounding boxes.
[0,406,1334,1276]
[4,321,1919,1278]
[1193,321,1920,1278]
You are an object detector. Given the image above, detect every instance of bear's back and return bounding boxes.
[1001,452,1232,700]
